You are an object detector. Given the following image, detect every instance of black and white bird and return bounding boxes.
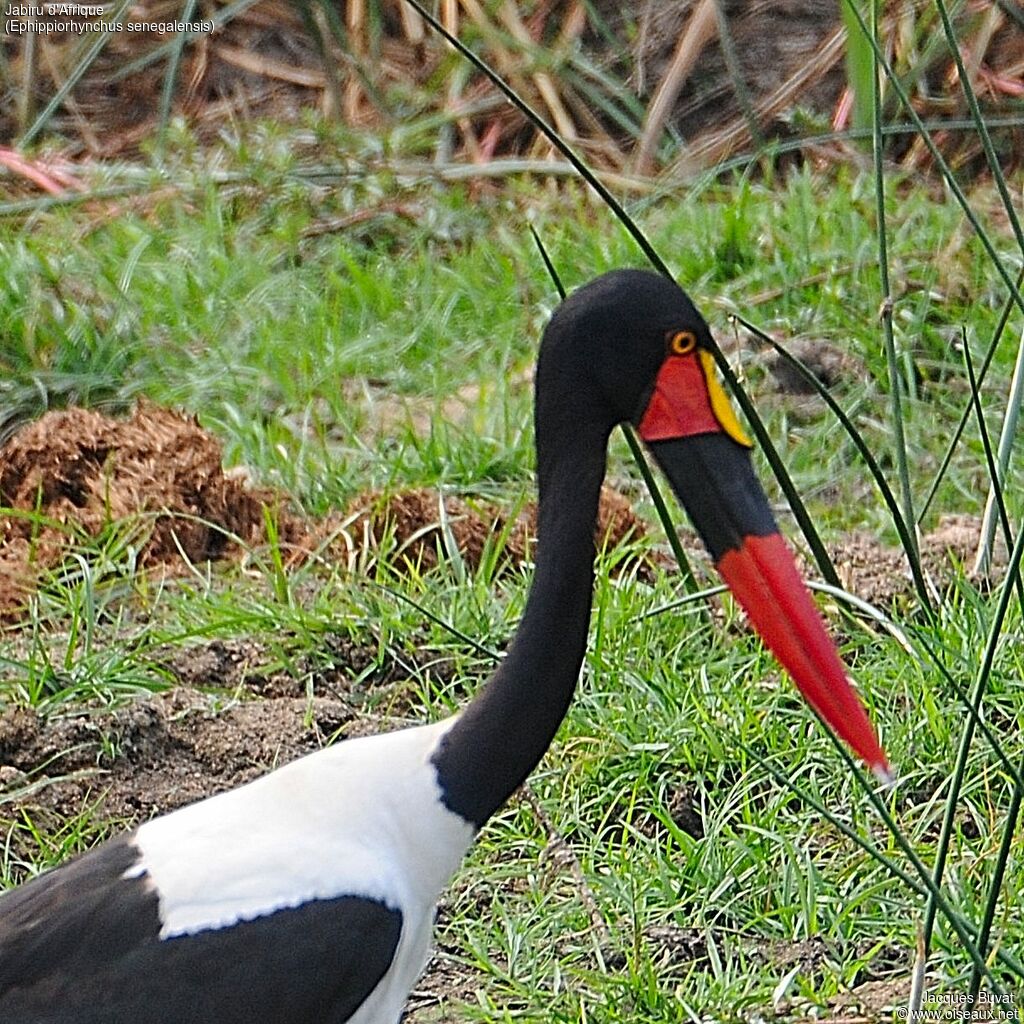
[0,270,889,1023]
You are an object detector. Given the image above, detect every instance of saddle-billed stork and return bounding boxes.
[0,270,888,1023]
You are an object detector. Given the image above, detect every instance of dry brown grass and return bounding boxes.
[1,0,1021,177]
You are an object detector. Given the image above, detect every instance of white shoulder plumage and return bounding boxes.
[126,717,475,938]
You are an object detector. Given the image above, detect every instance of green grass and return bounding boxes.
[3,134,1018,526]
[1,126,1023,1015]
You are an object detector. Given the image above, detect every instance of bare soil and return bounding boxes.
[827,513,1006,609]
[0,687,353,837]
[0,403,314,619]
[0,654,481,1019]
[0,400,657,854]
[0,649,906,1021]
[348,482,650,574]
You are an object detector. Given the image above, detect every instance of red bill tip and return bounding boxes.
[716,532,890,779]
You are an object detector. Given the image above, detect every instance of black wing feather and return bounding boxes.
[0,835,403,1024]
[0,835,158,996]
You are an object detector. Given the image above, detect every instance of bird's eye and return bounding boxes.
[668,330,697,355]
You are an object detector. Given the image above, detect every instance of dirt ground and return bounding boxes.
[0,403,315,619]
[0,653,912,1019]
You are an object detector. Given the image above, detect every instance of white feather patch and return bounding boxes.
[124,717,474,940]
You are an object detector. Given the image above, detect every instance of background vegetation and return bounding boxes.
[1,0,1023,1018]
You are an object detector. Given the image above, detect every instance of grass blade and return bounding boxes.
[870,0,918,571]
[19,0,135,146]
[919,267,1024,524]
[962,338,1019,602]
[738,738,1019,984]
[398,0,665,272]
[620,425,699,595]
[528,224,565,300]
[973,322,1024,577]
[920,509,1024,978]
[931,0,1024,582]
[840,0,1024,322]
[840,0,878,135]
[528,224,700,593]
[911,629,1023,790]
[156,0,199,150]
[933,0,1024,256]
[969,753,1024,996]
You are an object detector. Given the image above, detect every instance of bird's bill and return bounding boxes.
[645,432,891,783]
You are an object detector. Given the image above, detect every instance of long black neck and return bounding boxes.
[432,417,610,829]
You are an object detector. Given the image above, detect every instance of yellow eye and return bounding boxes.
[668,330,697,355]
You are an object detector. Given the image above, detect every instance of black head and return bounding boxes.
[537,269,714,430]
[532,268,891,784]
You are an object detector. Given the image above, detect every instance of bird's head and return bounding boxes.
[540,269,891,782]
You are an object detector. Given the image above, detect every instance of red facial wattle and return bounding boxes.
[638,353,722,442]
